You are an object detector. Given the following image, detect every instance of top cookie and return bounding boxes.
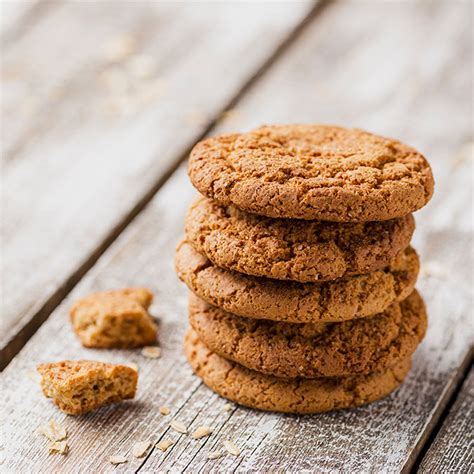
[188,124,434,221]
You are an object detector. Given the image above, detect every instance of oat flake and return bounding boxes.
[192,426,212,439]
[132,441,150,458]
[109,454,128,465]
[48,440,68,455]
[156,439,174,452]
[223,440,240,456]
[207,450,223,460]
[142,346,161,359]
[170,420,187,434]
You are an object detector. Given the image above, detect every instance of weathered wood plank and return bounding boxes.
[1,1,472,472]
[418,366,474,473]
[0,1,314,363]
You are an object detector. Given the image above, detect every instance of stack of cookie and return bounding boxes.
[176,125,434,414]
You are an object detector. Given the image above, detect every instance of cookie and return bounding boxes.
[185,329,411,414]
[176,241,419,323]
[188,124,434,221]
[37,360,138,415]
[185,197,415,282]
[188,290,426,378]
[70,287,157,348]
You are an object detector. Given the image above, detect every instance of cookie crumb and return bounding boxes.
[191,426,212,439]
[159,406,170,416]
[37,360,137,415]
[223,440,240,456]
[156,439,174,452]
[38,420,67,442]
[48,440,68,455]
[70,288,156,349]
[142,346,161,359]
[132,441,150,458]
[207,450,223,460]
[222,403,233,412]
[109,454,128,465]
[170,420,187,434]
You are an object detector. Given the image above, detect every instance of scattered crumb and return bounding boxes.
[109,454,128,465]
[192,426,212,440]
[156,439,174,452]
[104,34,136,63]
[37,360,138,415]
[223,440,240,457]
[70,288,156,349]
[38,420,67,442]
[222,403,233,412]
[170,420,187,434]
[142,346,161,359]
[207,450,223,460]
[48,440,68,455]
[159,406,170,416]
[132,440,150,458]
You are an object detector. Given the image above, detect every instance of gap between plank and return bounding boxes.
[406,347,473,473]
[0,0,332,371]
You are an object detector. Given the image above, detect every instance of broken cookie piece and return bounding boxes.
[70,287,157,348]
[37,360,138,415]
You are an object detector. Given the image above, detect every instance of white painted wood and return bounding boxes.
[0,0,313,356]
[419,367,474,473]
[1,1,472,472]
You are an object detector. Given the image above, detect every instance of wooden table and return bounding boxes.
[1,1,472,472]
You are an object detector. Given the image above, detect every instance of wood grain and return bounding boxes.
[0,0,314,362]
[1,1,472,472]
[418,366,473,473]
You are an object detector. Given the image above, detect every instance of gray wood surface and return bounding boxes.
[1,1,472,473]
[419,367,473,473]
[0,0,314,362]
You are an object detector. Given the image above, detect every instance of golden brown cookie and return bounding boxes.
[188,290,426,378]
[185,197,415,282]
[70,288,157,348]
[176,241,419,323]
[37,360,138,415]
[185,329,411,414]
[188,124,434,221]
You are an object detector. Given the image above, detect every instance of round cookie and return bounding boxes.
[185,329,411,414]
[176,241,419,323]
[185,196,415,283]
[188,290,426,378]
[188,124,434,222]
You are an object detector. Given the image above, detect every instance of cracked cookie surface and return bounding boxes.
[188,124,434,221]
[185,329,411,414]
[176,241,419,323]
[185,197,415,282]
[188,290,426,378]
